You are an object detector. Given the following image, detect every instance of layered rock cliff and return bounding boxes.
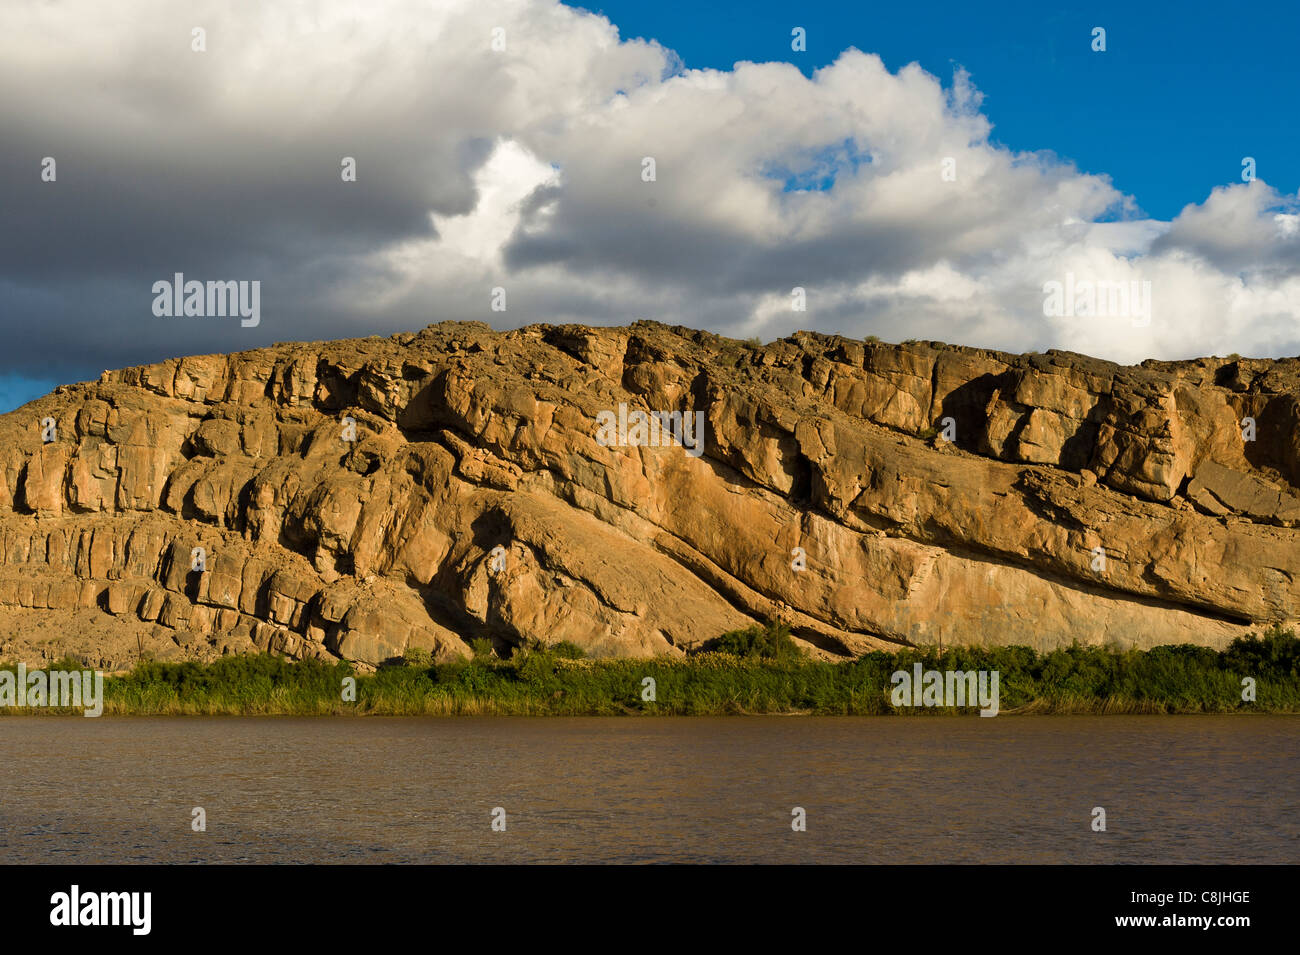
[0,321,1296,669]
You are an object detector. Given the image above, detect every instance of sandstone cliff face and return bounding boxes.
[0,321,1296,669]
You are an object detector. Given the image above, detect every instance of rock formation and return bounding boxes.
[0,321,1296,669]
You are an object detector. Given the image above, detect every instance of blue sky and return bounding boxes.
[573,0,1298,220]
[0,375,61,415]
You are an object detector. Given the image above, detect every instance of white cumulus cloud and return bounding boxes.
[1,0,1296,377]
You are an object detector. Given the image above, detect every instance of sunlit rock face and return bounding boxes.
[0,320,1295,669]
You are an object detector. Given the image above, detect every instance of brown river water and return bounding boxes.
[0,715,1295,864]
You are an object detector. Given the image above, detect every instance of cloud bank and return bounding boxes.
[2,0,1297,387]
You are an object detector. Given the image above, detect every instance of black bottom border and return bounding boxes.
[4,863,1286,942]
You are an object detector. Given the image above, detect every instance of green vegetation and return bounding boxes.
[2,625,1297,717]
[708,620,802,662]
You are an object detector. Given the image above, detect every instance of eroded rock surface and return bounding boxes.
[0,321,1295,668]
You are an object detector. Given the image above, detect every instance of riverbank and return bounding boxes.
[3,625,1297,716]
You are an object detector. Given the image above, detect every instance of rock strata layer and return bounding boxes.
[0,321,1295,668]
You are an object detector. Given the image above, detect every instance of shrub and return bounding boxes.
[708,620,802,661]
[1222,626,1300,679]
[403,647,432,668]
[513,649,556,685]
